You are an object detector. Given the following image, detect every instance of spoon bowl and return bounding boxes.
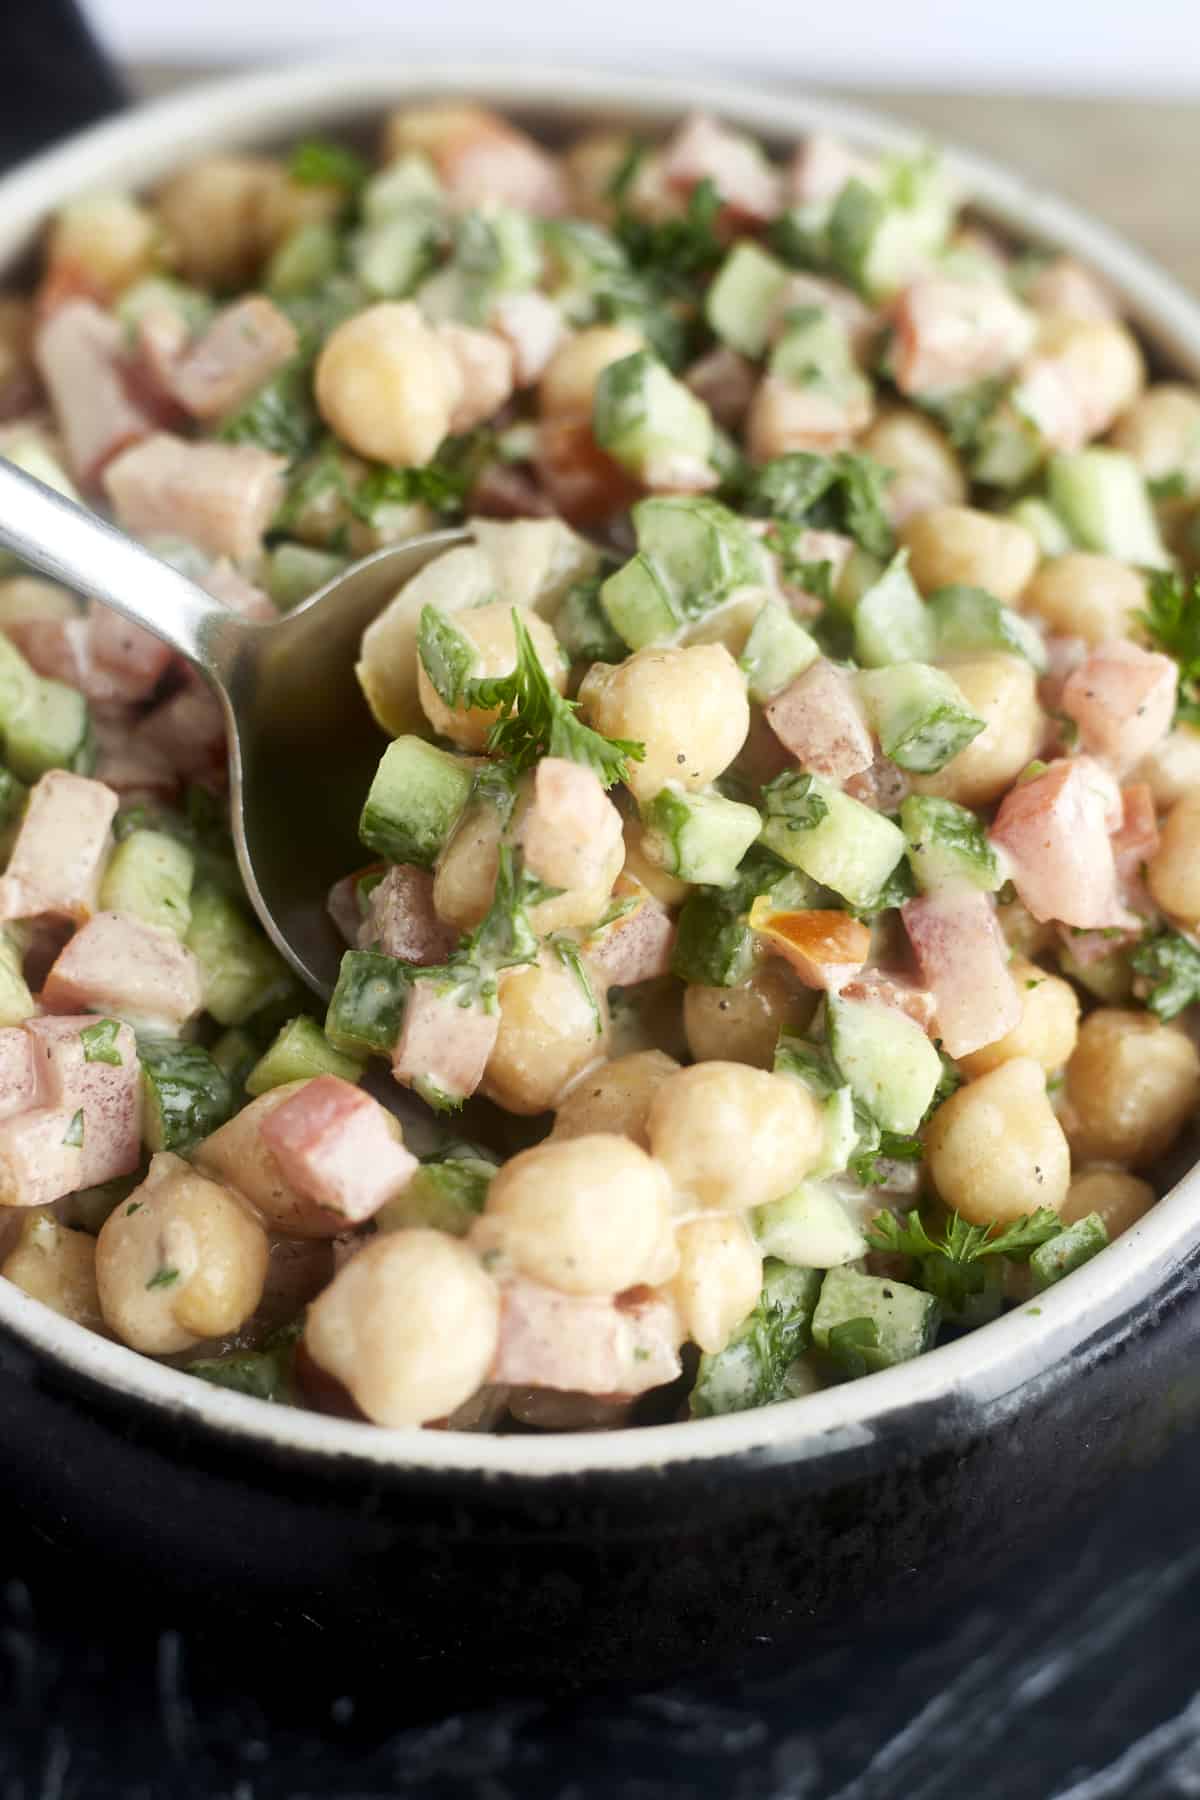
[0,456,468,994]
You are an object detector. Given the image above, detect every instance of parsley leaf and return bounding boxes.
[146,1266,180,1291]
[690,1262,821,1416]
[424,608,644,789]
[289,140,369,194]
[1139,569,1200,726]
[866,1205,1063,1314]
[417,607,478,707]
[63,1108,84,1149]
[412,846,547,1023]
[851,1130,923,1188]
[916,378,1006,451]
[350,431,492,523]
[220,356,320,461]
[744,450,895,560]
[761,770,830,835]
[80,1019,123,1066]
[1131,929,1200,1021]
[615,177,724,289]
[552,937,603,1037]
[1148,471,1191,502]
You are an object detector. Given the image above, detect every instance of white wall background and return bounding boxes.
[84,0,1200,94]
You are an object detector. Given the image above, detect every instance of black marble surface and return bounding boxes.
[4,1419,1200,1797]
[4,11,1200,1793]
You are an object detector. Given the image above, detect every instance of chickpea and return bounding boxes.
[96,1153,268,1354]
[861,409,966,520]
[1146,791,1200,925]
[356,543,493,738]
[315,302,462,468]
[539,324,645,420]
[197,1080,391,1239]
[647,1062,824,1212]
[670,1214,762,1354]
[1,1210,103,1332]
[482,949,610,1115]
[1135,725,1200,810]
[438,323,515,436]
[1111,383,1200,493]
[925,1056,1070,1224]
[480,1133,675,1295]
[436,776,623,936]
[901,506,1037,602]
[551,1049,681,1148]
[305,1229,500,1427]
[0,576,78,631]
[1038,316,1145,434]
[1021,552,1145,645]
[417,601,564,751]
[49,192,160,298]
[620,815,690,908]
[684,960,818,1070]
[1061,1167,1156,1240]
[1062,1008,1200,1169]
[562,131,631,222]
[909,655,1043,808]
[154,154,283,287]
[957,958,1080,1079]
[579,644,750,803]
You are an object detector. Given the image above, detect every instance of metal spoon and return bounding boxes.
[0,456,469,997]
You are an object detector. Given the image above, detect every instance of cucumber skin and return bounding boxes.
[812,1265,940,1372]
[359,737,475,869]
[325,949,411,1056]
[245,1015,366,1096]
[138,1039,235,1153]
[185,887,295,1028]
[100,829,195,940]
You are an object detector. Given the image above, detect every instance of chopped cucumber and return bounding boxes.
[759,772,906,910]
[690,1260,823,1417]
[827,994,942,1135]
[738,597,820,702]
[600,494,768,648]
[361,152,442,223]
[555,576,628,663]
[1047,449,1170,568]
[376,1154,493,1236]
[813,1083,860,1178]
[358,736,475,869]
[593,350,714,486]
[641,786,762,888]
[138,1039,235,1153]
[751,1180,866,1268]
[770,306,871,419]
[812,1265,940,1372]
[266,542,347,611]
[0,640,93,780]
[830,153,955,300]
[0,927,33,1025]
[927,583,1047,671]
[856,662,985,774]
[325,948,411,1057]
[705,241,789,358]
[774,1036,862,1176]
[210,1027,258,1093]
[901,794,1001,893]
[853,550,934,667]
[185,886,296,1027]
[245,1014,365,1095]
[1029,1213,1108,1292]
[972,402,1043,489]
[352,209,440,299]
[1006,495,1073,558]
[266,220,341,296]
[99,829,195,939]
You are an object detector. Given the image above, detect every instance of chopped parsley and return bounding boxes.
[79,1019,123,1066]
[615,177,724,289]
[289,139,370,195]
[552,937,603,1036]
[220,356,321,462]
[350,431,493,523]
[125,1202,142,1217]
[760,770,830,835]
[744,449,895,560]
[1139,569,1200,727]
[866,1205,1063,1314]
[1148,471,1191,502]
[145,1266,180,1291]
[1131,929,1200,1021]
[916,378,1005,451]
[62,1109,84,1149]
[417,606,644,789]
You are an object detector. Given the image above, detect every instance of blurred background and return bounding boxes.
[77,0,1200,93]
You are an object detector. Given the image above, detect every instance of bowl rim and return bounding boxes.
[2,57,1200,1482]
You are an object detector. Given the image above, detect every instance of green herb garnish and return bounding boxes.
[80,1019,123,1066]
[1131,929,1200,1021]
[865,1205,1063,1314]
[146,1266,180,1291]
[1139,569,1200,726]
[63,1109,84,1149]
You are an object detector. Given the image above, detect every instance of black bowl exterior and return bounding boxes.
[4,1236,1199,1693]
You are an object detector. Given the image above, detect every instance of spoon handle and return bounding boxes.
[0,457,239,671]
